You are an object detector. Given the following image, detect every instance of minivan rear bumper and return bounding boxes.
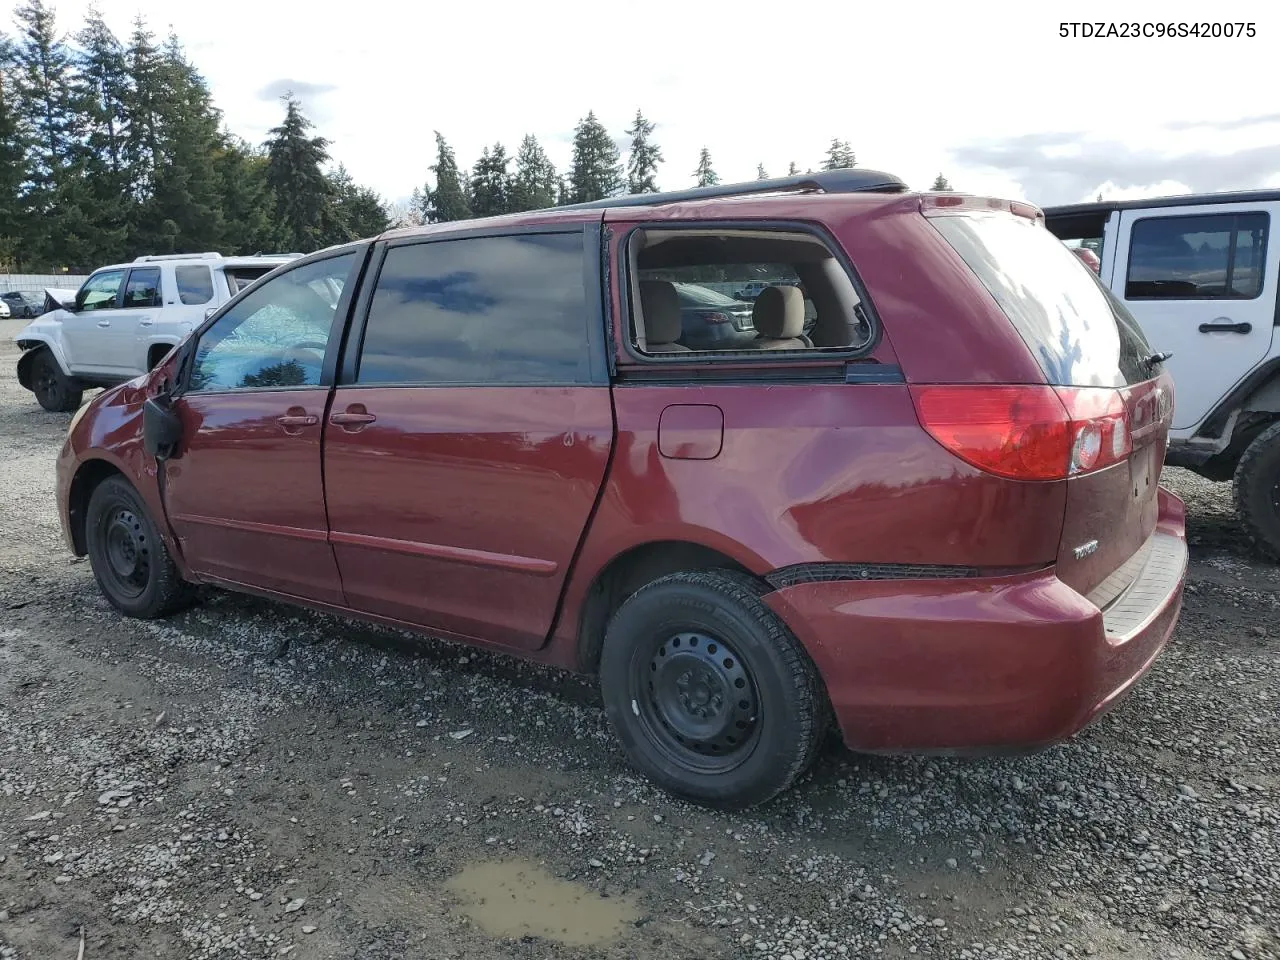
[763,488,1188,753]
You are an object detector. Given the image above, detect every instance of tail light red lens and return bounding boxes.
[909,384,1133,481]
[696,311,732,325]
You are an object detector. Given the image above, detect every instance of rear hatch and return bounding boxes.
[927,209,1174,602]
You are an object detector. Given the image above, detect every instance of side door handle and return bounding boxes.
[138,315,154,327]
[97,318,111,328]
[277,407,319,433]
[329,404,377,432]
[1198,319,1252,334]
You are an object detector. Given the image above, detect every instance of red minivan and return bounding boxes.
[54,170,1187,809]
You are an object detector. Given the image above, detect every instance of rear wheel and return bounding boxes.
[31,349,83,413]
[1234,421,1280,561]
[599,569,828,810]
[85,476,194,618]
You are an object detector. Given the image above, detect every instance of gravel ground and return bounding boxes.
[1,316,1277,960]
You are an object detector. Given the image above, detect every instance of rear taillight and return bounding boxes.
[696,311,732,325]
[909,384,1133,481]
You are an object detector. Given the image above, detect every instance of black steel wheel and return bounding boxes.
[634,630,762,774]
[600,569,828,809]
[85,475,194,619]
[31,349,82,413]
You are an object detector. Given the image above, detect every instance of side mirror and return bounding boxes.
[142,397,183,461]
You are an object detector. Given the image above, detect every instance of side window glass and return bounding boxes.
[77,270,125,312]
[175,265,215,305]
[629,230,870,357]
[1126,212,1269,300]
[123,267,162,308]
[356,233,590,385]
[188,253,355,392]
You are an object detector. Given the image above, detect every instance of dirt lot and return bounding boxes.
[1,316,1277,960]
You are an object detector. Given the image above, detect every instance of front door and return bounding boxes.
[161,250,361,604]
[62,268,129,375]
[322,229,614,649]
[1113,203,1279,431]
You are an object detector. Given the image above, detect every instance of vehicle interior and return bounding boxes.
[627,229,873,356]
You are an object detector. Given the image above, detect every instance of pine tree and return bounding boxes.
[123,16,163,203]
[388,189,426,228]
[0,32,27,268]
[468,142,511,218]
[327,162,389,242]
[213,136,273,253]
[136,31,225,254]
[930,173,952,191]
[787,161,799,176]
[12,0,86,267]
[263,94,335,251]
[13,0,76,176]
[756,163,768,180]
[822,138,856,170]
[425,131,469,222]
[75,8,128,179]
[625,109,662,194]
[569,110,622,203]
[693,147,718,187]
[509,134,557,212]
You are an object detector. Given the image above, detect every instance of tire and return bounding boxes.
[599,569,828,810]
[1234,420,1280,561]
[85,475,194,619]
[31,348,83,413]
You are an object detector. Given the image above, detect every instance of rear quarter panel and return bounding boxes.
[553,381,1068,653]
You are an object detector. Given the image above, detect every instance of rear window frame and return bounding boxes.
[1123,210,1270,302]
[613,219,884,368]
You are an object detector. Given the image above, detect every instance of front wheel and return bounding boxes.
[1234,421,1280,561]
[30,349,83,413]
[85,476,194,618]
[599,569,828,810]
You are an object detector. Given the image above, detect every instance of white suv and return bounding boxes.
[15,252,300,412]
[1045,190,1280,558]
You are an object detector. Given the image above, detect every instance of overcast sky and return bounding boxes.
[43,0,1280,209]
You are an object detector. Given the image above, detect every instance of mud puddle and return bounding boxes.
[446,858,640,947]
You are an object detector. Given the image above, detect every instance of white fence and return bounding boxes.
[0,274,88,293]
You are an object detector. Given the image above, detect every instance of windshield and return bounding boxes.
[931,213,1156,387]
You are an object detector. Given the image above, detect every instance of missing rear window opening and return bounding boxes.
[627,228,873,357]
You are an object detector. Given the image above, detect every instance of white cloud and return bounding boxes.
[46,0,1280,207]
[1091,180,1194,204]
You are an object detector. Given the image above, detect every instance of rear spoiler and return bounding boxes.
[43,288,79,314]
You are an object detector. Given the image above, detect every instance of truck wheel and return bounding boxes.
[31,348,83,413]
[1234,420,1280,561]
[599,569,828,810]
[85,476,194,619]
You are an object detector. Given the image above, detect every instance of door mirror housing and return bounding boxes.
[143,396,183,461]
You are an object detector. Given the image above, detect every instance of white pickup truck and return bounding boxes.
[15,252,300,412]
[1045,189,1280,558]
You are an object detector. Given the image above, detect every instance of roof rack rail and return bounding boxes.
[132,251,222,263]
[251,251,305,258]
[556,168,909,212]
